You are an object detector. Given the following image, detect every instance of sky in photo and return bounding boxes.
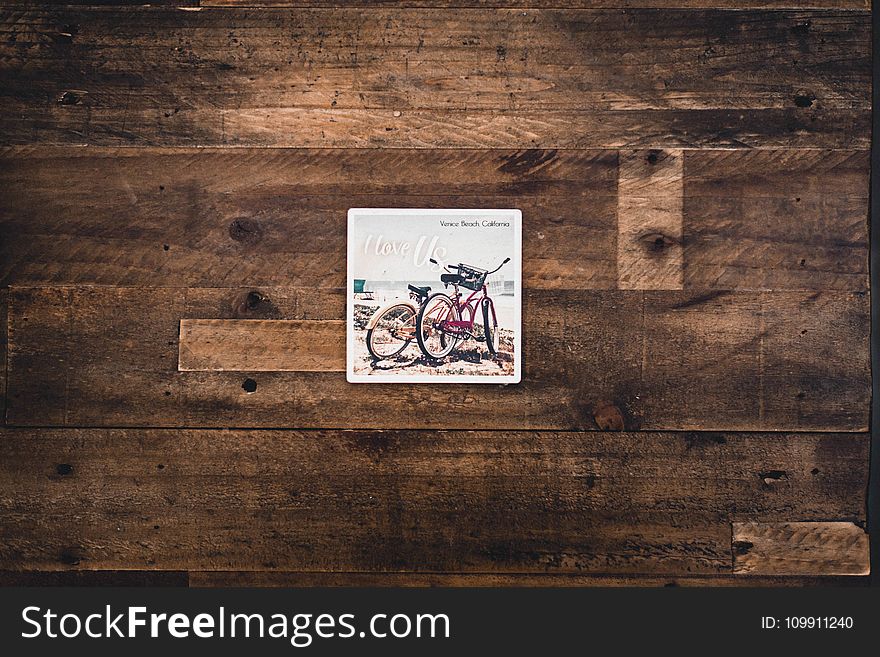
[350,211,518,281]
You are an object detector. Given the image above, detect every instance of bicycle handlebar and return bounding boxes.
[429,257,509,274]
[487,257,511,275]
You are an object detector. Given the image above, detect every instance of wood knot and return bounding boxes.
[592,401,625,431]
[760,470,787,486]
[57,90,83,105]
[228,217,263,245]
[60,549,81,566]
[640,232,676,254]
[794,94,814,108]
[732,540,753,556]
[55,463,73,476]
[231,290,279,318]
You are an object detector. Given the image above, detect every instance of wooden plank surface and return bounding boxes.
[0,0,871,587]
[684,150,869,290]
[617,149,684,290]
[179,319,346,371]
[0,7,868,148]
[1,288,6,423]
[199,1,871,7]
[0,2,865,7]
[189,572,869,587]
[732,522,870,575]
[0,571,189,586]
[0,428,867,573]
[0,147,867,290]
[5,286,869,430]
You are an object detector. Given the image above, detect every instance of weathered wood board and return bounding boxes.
[0,148,867,290]
[0,0,871,585]
[4,286,869,431]
[733,522,870,575]
[0,7,869,148]
[179,319,347,371]
[0,428,868,573]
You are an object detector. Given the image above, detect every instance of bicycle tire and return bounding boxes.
[482,297,499,356]
[366,303,416,360]
[416,293,460,359]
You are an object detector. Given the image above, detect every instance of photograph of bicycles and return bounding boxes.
[347,209,522,384]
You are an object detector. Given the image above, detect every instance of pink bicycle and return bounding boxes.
[416,257,510,360]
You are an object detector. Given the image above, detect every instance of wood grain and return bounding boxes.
[0,1,871,587]
[733,522,870,575]
[0,8,868,148]
[1,287,7,423]
[5,286,869,430]
[684,149,869,291]
[0,428,867,573]
[199,1,870,7]
[0,571,189,586]
[1,2,864,7]
[618,149,684,289]
[188,572,868,587]
[179,319,346,371]
[0,147,867,291]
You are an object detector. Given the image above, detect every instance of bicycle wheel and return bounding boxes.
[482,298,499,356]
[416,293,460,359]
[366,303,416,359]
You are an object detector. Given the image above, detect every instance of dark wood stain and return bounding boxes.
[0,0,870,585]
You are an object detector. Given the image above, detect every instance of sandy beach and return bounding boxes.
[352,302,516,377]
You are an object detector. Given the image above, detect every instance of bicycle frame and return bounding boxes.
[437,283,496,338]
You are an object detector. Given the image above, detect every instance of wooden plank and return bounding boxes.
[618,149,683,290]
[0,147,618,289]
[199,1,871,7]
[1,287,7,424]
[6,2,859,7]
[684,150,869,291]
[4,286,869,430]
[0,147,867,291]
[0,571,189,586]
[189,572,869,587]
[733,522,869,575]
[1,1,860,7]
[0,428,868,573]
[179,319,346,372]
[0,8,868,149]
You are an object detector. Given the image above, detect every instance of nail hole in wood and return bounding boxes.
[57,91,82,105]
[60,549,81,566]
[56,463,73,476]
[242,378,258,393]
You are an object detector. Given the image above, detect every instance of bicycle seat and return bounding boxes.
[441,273,464,286]
[407,284,431,298]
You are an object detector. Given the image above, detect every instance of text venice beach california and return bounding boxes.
[363,220,510,267]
